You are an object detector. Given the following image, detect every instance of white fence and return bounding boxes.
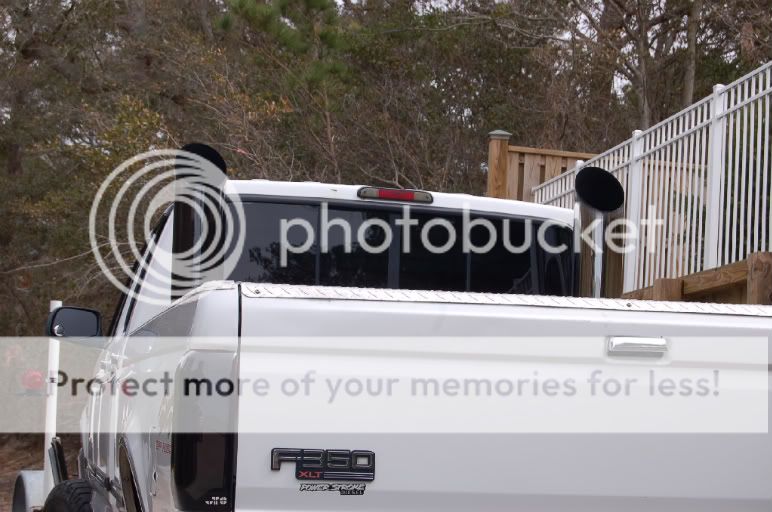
[533,61,772,293]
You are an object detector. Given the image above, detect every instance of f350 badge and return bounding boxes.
[271,448,375,482]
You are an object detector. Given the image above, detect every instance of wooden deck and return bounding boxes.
[622,252,772,305]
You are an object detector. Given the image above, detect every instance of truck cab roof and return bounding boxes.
[223,179,575,227]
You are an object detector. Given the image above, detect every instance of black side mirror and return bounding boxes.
[46,307,102,337]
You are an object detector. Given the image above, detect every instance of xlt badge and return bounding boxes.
[271,448,375,481]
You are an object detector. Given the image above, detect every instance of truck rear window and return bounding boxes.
[229,201,574,296]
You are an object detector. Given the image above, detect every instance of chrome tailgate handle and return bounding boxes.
[607,336,668,357]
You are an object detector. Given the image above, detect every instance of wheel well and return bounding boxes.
[117,443,143,512]
[12,475,26,512]
[12,471,44,512]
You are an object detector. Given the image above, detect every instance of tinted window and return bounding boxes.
[231,203,316,285]
[399,213,466,291]
[319,208,390,288]
[126,212,174,332]
[537,224,573,296]
[469,218,535,294]
[229,200,573,296]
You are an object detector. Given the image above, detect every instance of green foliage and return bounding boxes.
[230,0,347,87]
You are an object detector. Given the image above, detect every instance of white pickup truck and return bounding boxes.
[12,146,772,512]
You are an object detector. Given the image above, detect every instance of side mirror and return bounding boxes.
[46,307,102,338]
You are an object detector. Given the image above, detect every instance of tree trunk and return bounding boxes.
[637,43,652,129]
[589,1,624,146]
[194,0,214,42]
[4,88,27,175]
[682,0,701,108]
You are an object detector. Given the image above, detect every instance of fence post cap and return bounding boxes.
[712,84,725,93]
[488,130,512,140]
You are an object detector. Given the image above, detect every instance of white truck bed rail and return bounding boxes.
[241,283,772,317]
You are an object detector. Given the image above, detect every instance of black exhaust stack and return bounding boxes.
[172,143,228,300]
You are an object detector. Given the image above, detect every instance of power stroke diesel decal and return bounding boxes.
[299,483,366,495]
[271,448,375,481]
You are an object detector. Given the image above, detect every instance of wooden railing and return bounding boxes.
[486,130,595,203]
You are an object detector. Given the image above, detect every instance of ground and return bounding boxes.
[0,434,80,510]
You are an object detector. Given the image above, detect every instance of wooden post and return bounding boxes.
[746,252,772,305]
[652,278,683,301]
[505,150,522,200]
[521,154,541,202]
[486,130,511,199]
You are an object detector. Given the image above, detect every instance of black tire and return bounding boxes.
[43,480,93,512]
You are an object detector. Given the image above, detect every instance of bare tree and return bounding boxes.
[682,0,702,107]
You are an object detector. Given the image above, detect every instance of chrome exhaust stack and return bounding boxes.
[573,166,625,299]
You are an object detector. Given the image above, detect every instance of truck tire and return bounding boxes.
[43,480,93,512]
